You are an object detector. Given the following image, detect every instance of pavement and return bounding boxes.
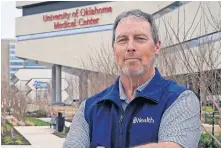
[2,117,72,148]
[2,126,65,148]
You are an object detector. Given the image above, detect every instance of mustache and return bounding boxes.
[124,53,140,61]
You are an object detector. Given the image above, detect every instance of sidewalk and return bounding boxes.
[38,118,72,127]
[2,126,65,148]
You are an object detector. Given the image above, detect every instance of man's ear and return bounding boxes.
[155,40,161,55]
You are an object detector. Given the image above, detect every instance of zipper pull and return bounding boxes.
[120,115,124,123]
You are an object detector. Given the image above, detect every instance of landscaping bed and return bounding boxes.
[53,126,70,138]
[24,117,50,126]
[199,132,221,148]
[1,122,30,145]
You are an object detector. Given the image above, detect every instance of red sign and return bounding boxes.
[43,6,112,29]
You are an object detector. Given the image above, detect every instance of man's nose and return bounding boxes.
[126,39,136,52]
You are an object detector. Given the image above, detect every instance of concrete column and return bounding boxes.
[79,71,88,102]
[56,65,62,103]
[52,65,56,104]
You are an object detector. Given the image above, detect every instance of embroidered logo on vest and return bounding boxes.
[133,117,154,124]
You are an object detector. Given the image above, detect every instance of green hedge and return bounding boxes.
[199,132,221,148]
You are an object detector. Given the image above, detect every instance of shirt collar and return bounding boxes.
[118,72,155,102]
[97,68,169,105]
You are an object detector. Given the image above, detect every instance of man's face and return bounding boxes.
[113,16,161,76]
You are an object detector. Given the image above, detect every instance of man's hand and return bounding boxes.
[133,142,182,148]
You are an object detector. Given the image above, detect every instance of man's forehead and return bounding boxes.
[116,32,148,38]
[117,16,149,26]
[115,17,151,36]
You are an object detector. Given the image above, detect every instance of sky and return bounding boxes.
[1,1,22,39]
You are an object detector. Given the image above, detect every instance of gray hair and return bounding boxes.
[112,9,159,46]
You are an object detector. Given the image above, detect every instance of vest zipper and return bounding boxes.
[119,114,124,147]
[120,114,124,134]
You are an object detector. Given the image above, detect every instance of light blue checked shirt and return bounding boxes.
[63,75,201,148]
[118,74,154,111]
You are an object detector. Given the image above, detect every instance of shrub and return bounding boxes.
[5,123,12,132]
[33,109,47,117]
[15,135,24,145]
[199,132,221,148]
[203,106,213,113]
[3,136,14,144]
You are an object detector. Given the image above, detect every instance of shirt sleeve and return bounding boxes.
[158,90,202,148]
[63,100,90,148]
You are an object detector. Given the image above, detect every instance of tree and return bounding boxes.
[156,1,221,114]
[79,43,118,98]
[155,1,221,145]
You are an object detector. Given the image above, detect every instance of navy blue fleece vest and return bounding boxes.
[85,68,187,148]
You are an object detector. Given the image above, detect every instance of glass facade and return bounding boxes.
[9,43,47,78]
[25,62,42,66]
[10,50,15,54]
[10,68,20,72]
[10,62,23,66]
[10,56,23,60]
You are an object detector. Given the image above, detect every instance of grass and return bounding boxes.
[53,126,70,138]
[25,117,50,126]
[53,131,67,138]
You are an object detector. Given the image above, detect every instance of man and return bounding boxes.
[63,9,201,148]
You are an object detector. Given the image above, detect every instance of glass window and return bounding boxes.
[10,56,22,60]
[10,51,15,54]
[9,44,15,49]
[10,62,23,66]
[10,74,14,78]
[10,68,20,71]
[24,62,40,66]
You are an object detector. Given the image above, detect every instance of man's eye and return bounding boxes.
[118,38,127,43]
[136,37,146,40]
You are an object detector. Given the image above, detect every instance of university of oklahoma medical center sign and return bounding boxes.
[43,6,112,29]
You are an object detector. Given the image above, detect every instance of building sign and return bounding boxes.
[33,81,48,89]
[43,6,112,29]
